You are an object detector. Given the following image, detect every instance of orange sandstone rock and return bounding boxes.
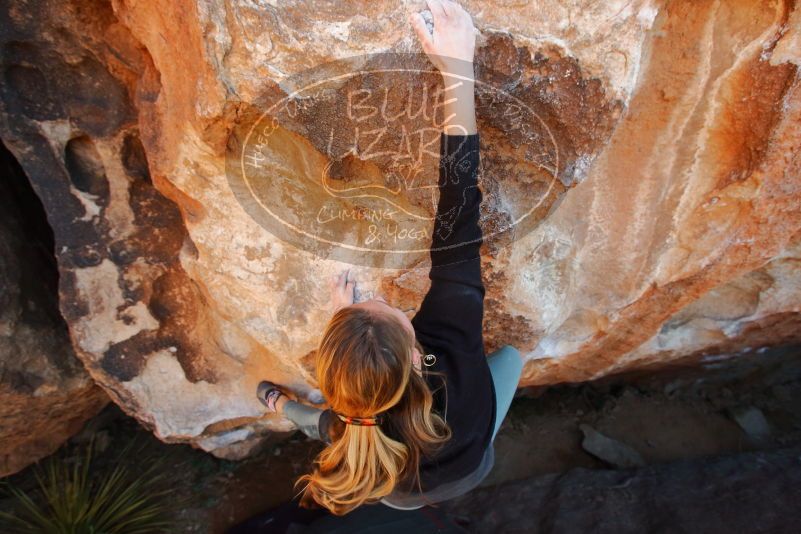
[0,0,798,459]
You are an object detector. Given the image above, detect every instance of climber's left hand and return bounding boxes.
[329,269,356,312]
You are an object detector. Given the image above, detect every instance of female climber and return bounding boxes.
[255,0,523,520]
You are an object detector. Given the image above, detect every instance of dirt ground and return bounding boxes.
[2,345,800,533]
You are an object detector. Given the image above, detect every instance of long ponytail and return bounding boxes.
[294,306,451,515]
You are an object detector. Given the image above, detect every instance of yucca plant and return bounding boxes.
[0,433,188,533]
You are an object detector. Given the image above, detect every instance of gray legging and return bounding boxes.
[487,345,524,441]
[283,344,524,446]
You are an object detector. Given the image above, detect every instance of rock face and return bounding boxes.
[0,141,108,476]
[0,0,799,457]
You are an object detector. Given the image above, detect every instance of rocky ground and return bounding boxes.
[2,345,800,533]
[444,445,801,533]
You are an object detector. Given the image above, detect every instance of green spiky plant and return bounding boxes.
[0,432,189,533]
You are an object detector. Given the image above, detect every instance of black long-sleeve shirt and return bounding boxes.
[284,132,496,497]
[404,131,496,489]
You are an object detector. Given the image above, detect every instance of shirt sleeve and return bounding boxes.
[411,132,484,356]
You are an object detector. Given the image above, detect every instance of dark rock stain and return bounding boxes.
[102,330,178,382]
[1,0,202,388]
[65,135,110,201]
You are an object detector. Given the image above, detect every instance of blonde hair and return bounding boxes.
[294,306,451,515]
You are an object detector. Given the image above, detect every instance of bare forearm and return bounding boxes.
[441,64,477,135]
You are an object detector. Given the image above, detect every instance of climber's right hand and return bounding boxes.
[409,0,477,77]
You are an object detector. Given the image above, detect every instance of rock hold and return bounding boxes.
[579,424,646,469]
[728,406,773,445]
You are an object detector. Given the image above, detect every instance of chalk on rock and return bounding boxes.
[307,389,325,405]
[579,424,646,469]
[352,285,370,303]
[420,10,434,35]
